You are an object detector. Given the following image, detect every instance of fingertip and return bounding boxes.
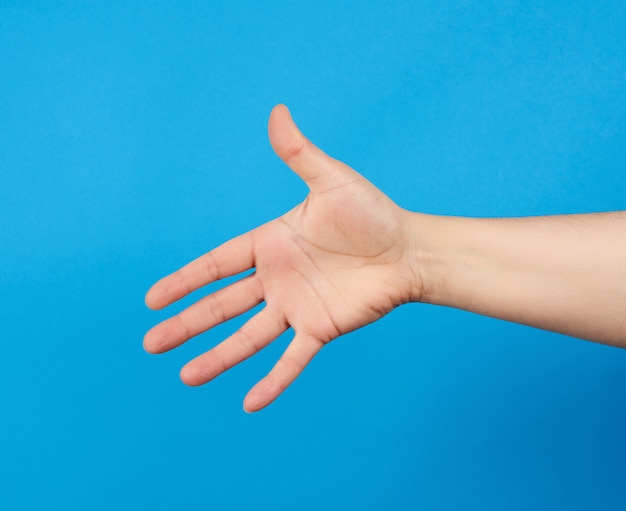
[242,394,260,414]
[180,364,199,386]
[144,288,158,310]
[144,323,173,354]
[143,331,159,354]
[145,280,168,310]
[268,103,303,162]
[268,104,287,145]
[243,380,275,413]
[269,103,291,125]
[144,318,183,354]
[145,280,178,310]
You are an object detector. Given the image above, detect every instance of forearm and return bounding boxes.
[408,211,626,347]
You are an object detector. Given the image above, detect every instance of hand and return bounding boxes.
[144,105,422,412]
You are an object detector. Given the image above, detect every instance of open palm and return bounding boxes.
[144,105,421,411]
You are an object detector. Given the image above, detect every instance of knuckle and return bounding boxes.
[176,269,191,295]
[210,350,228,375]
[235,327,261,354]
[175,314,192,341]
[277,353,304,373]
[205,251,221,281]
[264,372,286,394]
[284,139,306,166]
[207,292,227,325]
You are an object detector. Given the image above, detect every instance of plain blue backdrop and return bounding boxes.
[1,1,625,509]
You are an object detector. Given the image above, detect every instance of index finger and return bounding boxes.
[145,230,255,310]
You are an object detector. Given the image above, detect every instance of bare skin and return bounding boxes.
[144,104,626,412]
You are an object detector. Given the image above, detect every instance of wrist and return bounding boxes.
[401,210,438,304]
[402,211,466,307]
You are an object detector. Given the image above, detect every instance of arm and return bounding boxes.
[411,211,626,347]
[144,104,626,412]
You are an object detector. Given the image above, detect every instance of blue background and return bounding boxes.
[1,1,625,509]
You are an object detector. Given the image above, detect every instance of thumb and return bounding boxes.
[268,104,358,193]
